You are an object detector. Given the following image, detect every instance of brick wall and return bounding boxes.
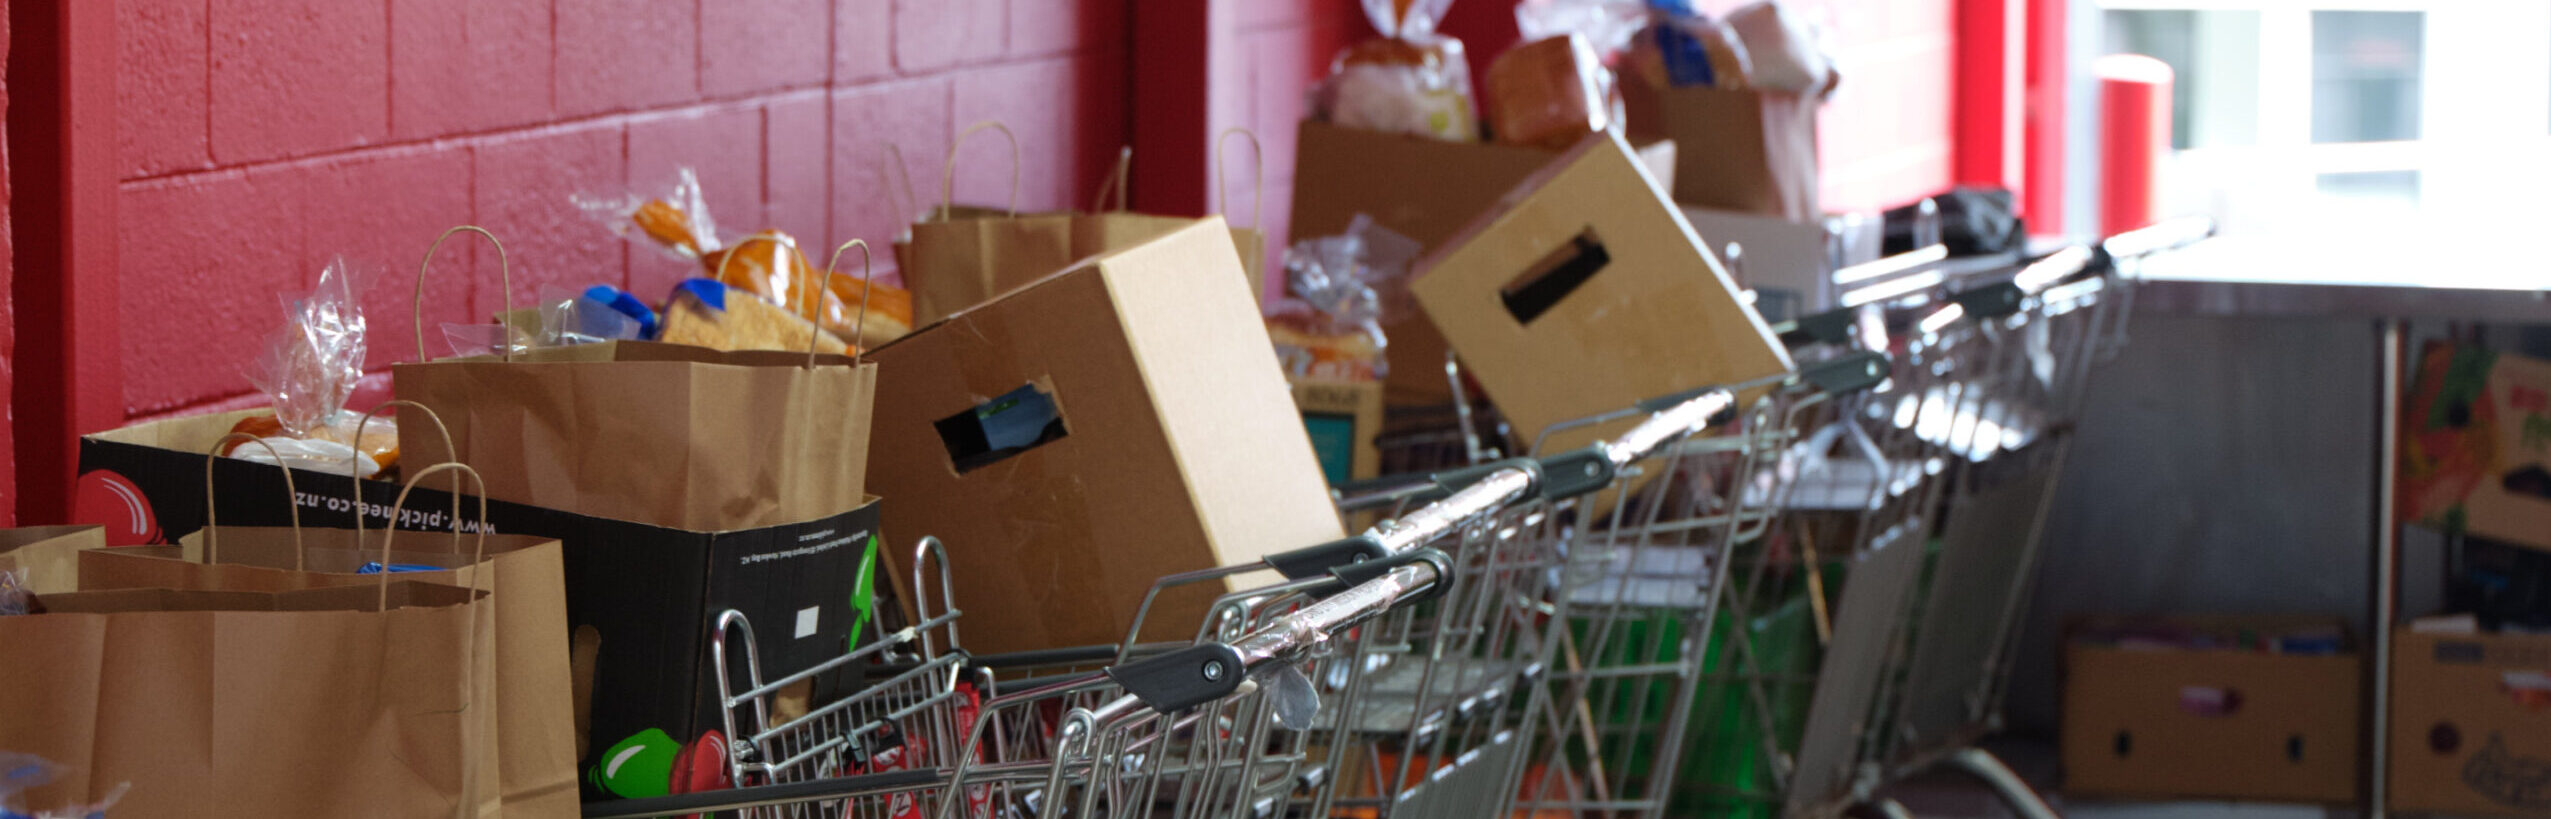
[113,0,1132,420]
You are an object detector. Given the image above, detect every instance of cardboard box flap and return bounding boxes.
[878,217,1239,354]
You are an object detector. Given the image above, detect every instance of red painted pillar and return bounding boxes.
[2098,54,2173,236]
[2023,0,2067,233]
[8,0,121,524]
[1955,0,2026,199]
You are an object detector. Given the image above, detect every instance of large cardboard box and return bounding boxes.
[1622,79,1820,222]
[2388,627,2551,815]
[2401,342,2551,554]
[77,414,876,801]
[1289,120,1678,407]
[864,219,1343,655]
[2061,616,2362,803]
[1409,131,1791,465]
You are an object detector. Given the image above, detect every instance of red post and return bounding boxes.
[8,0,122,524]
[1955,0,2026,197]
[2023,0,2068,233]
[2097,54,2172,236]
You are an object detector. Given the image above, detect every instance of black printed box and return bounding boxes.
[77,410,877,802]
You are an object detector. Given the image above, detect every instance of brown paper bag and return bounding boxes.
[3,484,503,819]
[75,442,577,815]
[0,525,105,596]
[393,227,878,532]
[905,124,1230,325]
[903,122,1080,324]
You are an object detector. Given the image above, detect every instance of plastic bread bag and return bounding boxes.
[1279,215,1423,379]
[656,278,852,355]
[703,232,914,349]
[1313,0,1479,141]
[1726,0,1838,97]
[573,167,724,260]
[1626,0,1752,89]
[1516,0,1647,55]
[1486,33,1612,148]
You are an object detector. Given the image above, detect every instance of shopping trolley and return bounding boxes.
[579,378,1762,819]
[1682,218,2211,819]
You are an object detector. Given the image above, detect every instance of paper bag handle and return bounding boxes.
[202,433,305,569]
[349,400,461,557]
[417,226,514,363]
[1215,128,1264,230]
[882,142,921,225]
[1089,147,1132,213]
[822,239,878,366]
[372,461,492,819]
[938,121,1022,218]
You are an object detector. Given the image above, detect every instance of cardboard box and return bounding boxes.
[1409,131,1791,467]
[2401,342,2551,554]
[2388,627,2551,815]
[1293,378,1385,485]
[1622,79,1820,222]
[1289,120,1678,407]
[76,413,876,801]
[864,219,1343,655]
[2061,617,2363,803]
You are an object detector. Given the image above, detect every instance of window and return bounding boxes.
[2096,0,2551,276]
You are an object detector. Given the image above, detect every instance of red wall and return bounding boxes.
[112,0,1133,421]
[0,0,14,525]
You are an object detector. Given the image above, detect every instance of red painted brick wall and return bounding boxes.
[113,0,1132,420]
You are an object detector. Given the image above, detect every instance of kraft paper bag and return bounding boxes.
[392,227,877,532]
[0,525,105,596]
[905,124,1227,324]
[71,457,576,815]
[1,577,500,818]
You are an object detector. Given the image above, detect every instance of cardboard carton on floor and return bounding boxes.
[1289,120,1678,407]
[2401,342,2551,554]
[2388,626,2551,815]
[2060,615,2362,803]
[1409,130,1791,469]
[1622,78,1820,222]
[864,219,1342,655]
[77,415,875,802]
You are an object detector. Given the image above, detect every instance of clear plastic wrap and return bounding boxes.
[577,170,914,349]
[1312,0,1479,141]
[246,259,366,438]
[1516,0,1648,55]
[573,167,723,260]
[1270,215,1422,382]
[1726,0,1838,96]
[1626,2,1754,89]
